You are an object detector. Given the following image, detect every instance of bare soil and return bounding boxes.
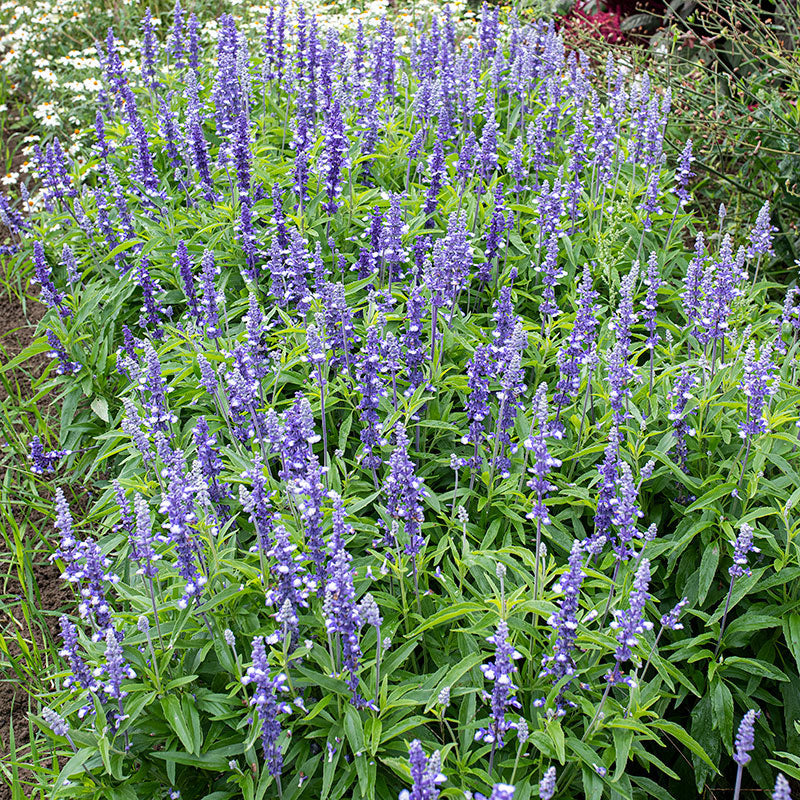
[0,272,72,797]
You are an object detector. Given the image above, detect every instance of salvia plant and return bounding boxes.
[4,2,800,799]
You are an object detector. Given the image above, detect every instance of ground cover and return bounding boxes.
[1,2,799,800]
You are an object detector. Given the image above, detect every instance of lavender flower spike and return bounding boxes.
[476,619,523,772]
[541,539,584,714]
[399,740,446,800]
[732,709,760,800]
[734,710,759,765]
[486,785,516,800]
[773,774,792,800]
[539,766,557,800]
[42,707,69,738]
[607,557,653,686]
[730,523,760,579]
[241,636,292,783]
[715,524,760,658]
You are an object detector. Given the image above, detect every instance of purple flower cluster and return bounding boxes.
[399,740,446,800]
[729,524,759,579]
[739,341,775,438]
[29,436,71,474]
[242,637,292,779]
[668,367,698,472]
[607,557,653,685]
[524,383,561,523]
[475,619,523,749]
[541,539,584,713]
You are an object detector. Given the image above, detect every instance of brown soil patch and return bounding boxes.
[0,280,72,798]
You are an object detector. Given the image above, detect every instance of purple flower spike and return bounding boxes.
[483,784,515,800]
[324,497,364,707]
[174,240,200,321]
[607,557,653,685]
[46,330,81,375]
[399,739,445,800]
[476,619,523,750]
[355,325,386,473]
[29,436,70,474]
[668,367,697,473]
[541,539,584,712]
[733,709,759,766]
[748,201,777,258]
[524,383,561,524]
[773,774,792,800]
[33,242,72,319]
[739,341,775,438]
[539,767,557,800]
[42,707,69,738]
[241,637,292,779]
[101,627,135,701]
[660,597,689,630]
[58,616,94,696]
[674,139,694,207]
[729,523,759,579]
[320,97,348,216]
[643,252,661,350]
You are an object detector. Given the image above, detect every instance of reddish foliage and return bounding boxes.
[559,0,665,44]
[560,2,625,43]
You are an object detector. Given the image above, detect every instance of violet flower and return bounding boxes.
[46,331,81,376]
[158,454,206,610]
[320,97,348,215]
[541,539,584,714]
[476,619,523,770]
[174,240,200,322]
[607,557,652,686]
[241,637,291,782]
[29,436,70,474]
[539,767,556,800]
[264,523,312,646]
[58,616,95,699]
[773,774,791,800]
[668,367,697,474]
[325,494,364,706]
[355,325,386,479]
[32,242,70,318]
[748,201,777,260]
[399,740,445,800]
[461,344,493,480]
[732,709,760,800]
[384,424,427,604]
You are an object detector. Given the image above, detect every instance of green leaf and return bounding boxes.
[161,695,200,755]
[783,614,800,674]
[343,705,364,754]
[52,748,94,795]
[60,387,81,434]
[582,766,603,800]
[711,679,734,750]
[686,483,736,514]
[723,656,789,681]
[697,545,719,606]
[90,395,109,422]
[651,720,718,771]
[102,238,141,262]
[630,776,678,800]
[406,602,484,636]
[546,718,566,764]
[151,750,235,770]
[612,726,633,781]
[767,755,800,782]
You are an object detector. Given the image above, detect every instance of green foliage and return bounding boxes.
[1,3,799,800]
